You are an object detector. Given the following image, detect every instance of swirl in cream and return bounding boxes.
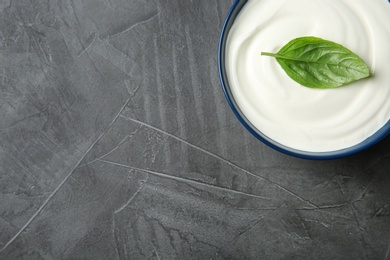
[226,0,390,152]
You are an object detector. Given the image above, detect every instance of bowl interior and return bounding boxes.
[218,0,390,159]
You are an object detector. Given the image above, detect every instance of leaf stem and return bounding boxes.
[261,52,279,58]
[261,52,306,62]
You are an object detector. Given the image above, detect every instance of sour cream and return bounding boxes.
[225,0,390,152]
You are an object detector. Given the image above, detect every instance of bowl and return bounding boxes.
[218,0,390,160]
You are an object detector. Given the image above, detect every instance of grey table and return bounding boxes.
[1,0,390,259]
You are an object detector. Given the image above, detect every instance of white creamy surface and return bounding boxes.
[226,0,390,152]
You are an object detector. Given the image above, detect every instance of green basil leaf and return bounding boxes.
[261,36,371,89]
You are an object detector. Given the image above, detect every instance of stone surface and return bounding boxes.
[1,0,390,259]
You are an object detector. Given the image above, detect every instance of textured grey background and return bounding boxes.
[1,0,390,259]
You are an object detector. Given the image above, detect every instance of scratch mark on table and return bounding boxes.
[385,242,390,260]
[78,124,142,168]
[217,204,284,255]
[98,159,272,201]
[114,176,148,215]
[77,32,96,57]
[108,13,158,38]
[119,115,319,209]
[0,96,132,253]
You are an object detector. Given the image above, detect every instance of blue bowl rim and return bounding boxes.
[218,0,390,160]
